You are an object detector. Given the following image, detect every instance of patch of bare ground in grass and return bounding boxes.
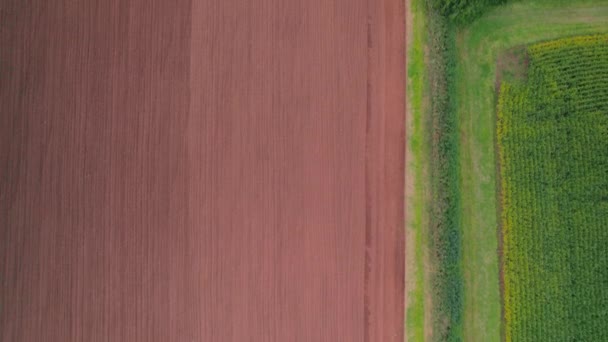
[495,46,529,92]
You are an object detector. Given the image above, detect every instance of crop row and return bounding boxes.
[497,34,608,341]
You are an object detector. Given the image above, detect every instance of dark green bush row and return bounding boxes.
[430,0,507,25]
[425,2,463,341]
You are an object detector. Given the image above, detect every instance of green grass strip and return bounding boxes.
[405,0,430,340]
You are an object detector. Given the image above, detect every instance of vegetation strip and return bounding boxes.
[405,0,431,339]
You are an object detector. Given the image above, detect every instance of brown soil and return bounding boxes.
[0,0,405,341]
[495,45,529,92]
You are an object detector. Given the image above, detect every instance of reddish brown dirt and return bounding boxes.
[0,0,405,341]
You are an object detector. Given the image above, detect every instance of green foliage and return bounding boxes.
[430,0,506,25]
[426,2,463,341]
[498,34,608,342]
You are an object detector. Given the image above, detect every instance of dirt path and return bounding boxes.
[0,0,405,341]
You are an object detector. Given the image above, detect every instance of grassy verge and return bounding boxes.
[405,0,430,340]
[406,0,464,340]
[456,1,608,341]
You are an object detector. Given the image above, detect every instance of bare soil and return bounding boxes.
[495,45,529,92]
[0,0,406,341]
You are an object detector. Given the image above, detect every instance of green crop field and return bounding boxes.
[497,34,608,342]
[457,5,608,340]
[406,1,608,341]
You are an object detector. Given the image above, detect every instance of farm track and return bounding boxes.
[0,0,406,341]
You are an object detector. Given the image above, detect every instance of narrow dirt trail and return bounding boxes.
[0,0,405,341]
